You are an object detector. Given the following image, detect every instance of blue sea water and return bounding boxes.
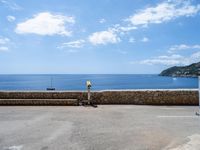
[0,74,198,91]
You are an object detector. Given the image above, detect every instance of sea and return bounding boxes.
[0,74,198,91]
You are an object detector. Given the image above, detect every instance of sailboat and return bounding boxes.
[46,77,55,90]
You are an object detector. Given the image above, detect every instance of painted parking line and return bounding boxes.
[157,115,199,118]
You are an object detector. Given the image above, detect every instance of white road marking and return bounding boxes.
[157,115,199,118]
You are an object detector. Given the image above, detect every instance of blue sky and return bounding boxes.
[0,0,200,74]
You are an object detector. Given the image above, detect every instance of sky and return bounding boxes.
[0,0,200,74]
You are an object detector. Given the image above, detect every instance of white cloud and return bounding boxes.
[0,0,21,10]
[0,46,9,51]
[0,37,10,52]
[0,36,10,52]
[168,44,200,53]
[85,1,199,46]
[88,30,120,45]
[88,24,136,46]
[7,15,15,22]
[126,0,200,26]
[58,39,85,49]
[129,38,135,43]
[141,37,149,42]
[88,0,200,46]
[118,26,137,32]
[135,52,200,66]
[99,18,106,24]
[191,51,200,59]
[109,24,137,34]
[139,54,185,65]
[0,37,10,44]
[133,43,200,66]
[15,12,75,36]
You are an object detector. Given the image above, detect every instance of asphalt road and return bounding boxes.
[0,105,200,150]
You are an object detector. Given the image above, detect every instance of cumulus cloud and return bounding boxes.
[58,39,85,49]
[168,44,200,53]
[15,12,75,36]
[88,30,120,45]
[87,1,200,46]
[99,18,106,24]
[135,52,200,66]
[7,15,15,22]
[126,0,200,26]
[87,24,137,45]
[141,37,149,42]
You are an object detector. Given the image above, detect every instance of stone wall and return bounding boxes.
[0,99,78,106]
[0,90,198,105]
[92,90,198,105]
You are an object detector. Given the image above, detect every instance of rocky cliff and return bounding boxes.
[159,62,200,77]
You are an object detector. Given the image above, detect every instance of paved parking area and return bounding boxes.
[0,105,200,150]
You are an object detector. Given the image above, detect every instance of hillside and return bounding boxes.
[159,62,200,77]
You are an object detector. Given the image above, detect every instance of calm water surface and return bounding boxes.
[0,74,198,91]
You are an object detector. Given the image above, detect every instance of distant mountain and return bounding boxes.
[159,62,200,77]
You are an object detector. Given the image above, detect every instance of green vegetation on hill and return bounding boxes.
[159,62,200,77]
